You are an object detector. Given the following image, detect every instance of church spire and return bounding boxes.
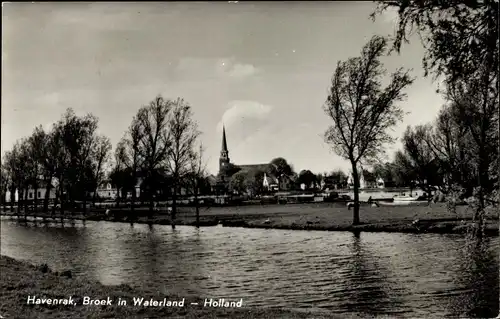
[221,124,228,153]
[219,124,230,171]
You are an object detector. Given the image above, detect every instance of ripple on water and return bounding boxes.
[1,221,498,317]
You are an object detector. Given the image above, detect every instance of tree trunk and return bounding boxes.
[17,188,23,217]
[115,188,120,208]
[52,187,59,216]
[83,191,87,216]
[43,176,53,214]
[148,187,154,220]
[58,186,64,223]
[59,185,65,216]
[172,184,178,229]
[70,187,76,217]
[475,150,488,239]
[195,184,200,228]
[59,187,64,224]
[351,162,360,226]
[131,171,137,221]
[131,186,136,220]
[92,187,98,205]
[34,183,39,214]
[24,187,29,217]
[10,187,15,213]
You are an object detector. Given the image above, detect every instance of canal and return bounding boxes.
[1,219,498,317]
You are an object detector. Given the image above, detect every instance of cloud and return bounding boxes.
[49,4,139,32]
[176,57,259,80]
[216,100,273,147]
[227,63,259,78]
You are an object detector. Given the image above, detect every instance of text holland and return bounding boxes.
[204,298,243,308]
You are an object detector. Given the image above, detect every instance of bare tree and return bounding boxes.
[0,165,9,210]
[426,103,475,193]
[51,119,70,216]
[27,126,47,214]
[111,142,127,206]
[185,143,207,227]
[166,98,200,228]
[401,125,442,195]
[115,115,144,218]
[3,147,20,215]
[90,135,112,205]
[447,77,499,228]
[13,142,29,215]
[323,35,414,225]
[63,110,99,215]
[137,95,172,218]
[393,150,417,193]
[49,109,99,217]
[41,129,61,214]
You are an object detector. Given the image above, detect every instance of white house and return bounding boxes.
[6,186,57,203]
[347,169,367,189]
[96,182,118,200]
[5,177,58,203]
[5,189,18,203]
[376,177,385,189]
[262,173,279,191]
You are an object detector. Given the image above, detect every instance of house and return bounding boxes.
[347,170,367,189]
[347,166,379,189]
[5,179,57,203]
[263,173,279,191]
[96,181,119,200]
[5,189,19,203]
[376,177,385,189]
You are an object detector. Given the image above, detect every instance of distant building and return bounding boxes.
[347,167,366,189]
[376,177,385,189]
[5,179,57,203]
[263,173,279,191]
[217,125,288,193]
[96,181,118,200]
[347,166,380,189]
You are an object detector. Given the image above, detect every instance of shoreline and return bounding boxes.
[0,255,336,319]
[2,213,498,236]
[2,202,498,236]
[222,219,500,236]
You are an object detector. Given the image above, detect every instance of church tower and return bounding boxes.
[219,125,230,171]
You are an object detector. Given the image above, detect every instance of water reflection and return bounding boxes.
[336,233,407,316]
[1,219,498,317]
[450,236,499,317]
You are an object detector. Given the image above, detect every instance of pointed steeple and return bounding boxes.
[221,124,228,153]
[219,124,230,171]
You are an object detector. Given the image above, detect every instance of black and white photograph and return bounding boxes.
[1,1,499,318]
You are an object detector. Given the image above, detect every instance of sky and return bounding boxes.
[2,2,445,175]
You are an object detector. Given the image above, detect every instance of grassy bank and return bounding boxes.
[2,202,498,235]
[0,255,340,319]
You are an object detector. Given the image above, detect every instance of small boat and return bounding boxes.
[393,195,420,203]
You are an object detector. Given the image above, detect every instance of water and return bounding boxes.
[1,219,498,318]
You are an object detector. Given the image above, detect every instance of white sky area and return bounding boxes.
[2,2,445,175]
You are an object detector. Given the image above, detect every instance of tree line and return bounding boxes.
[1,95,205,225]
